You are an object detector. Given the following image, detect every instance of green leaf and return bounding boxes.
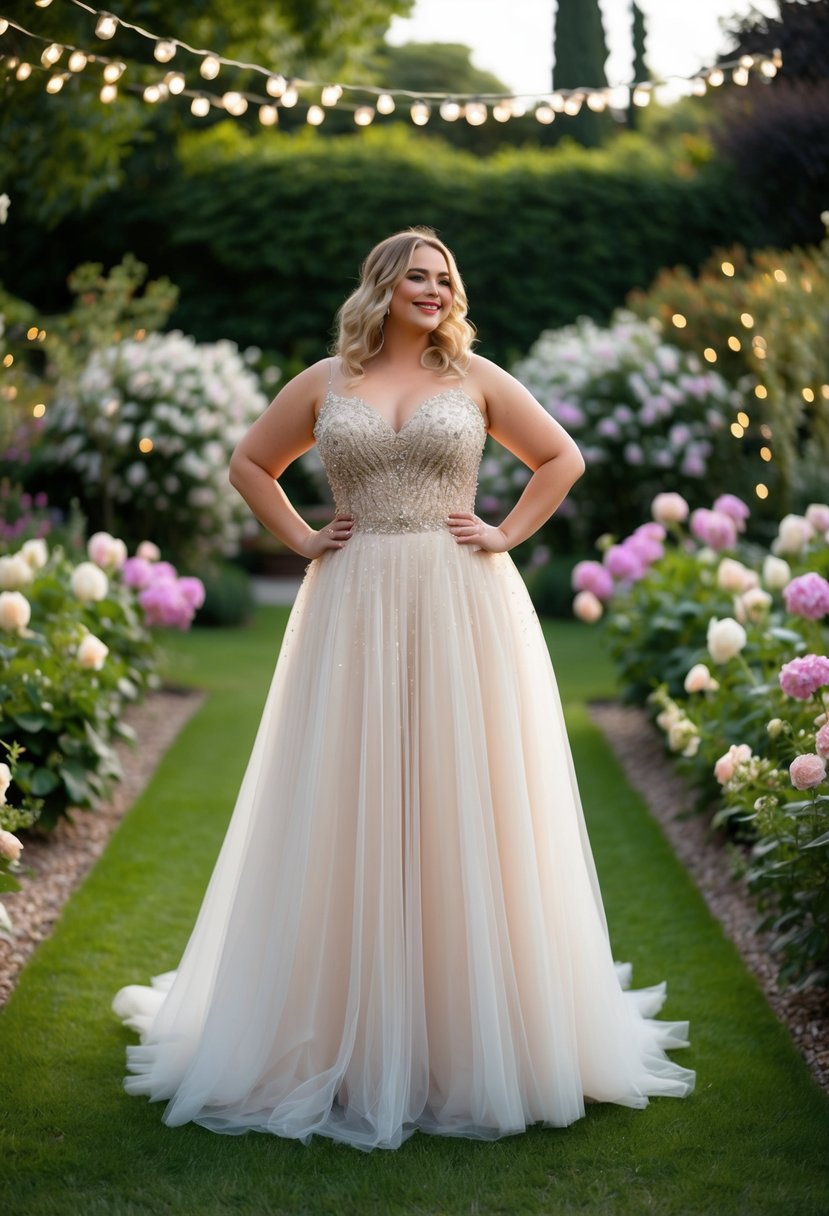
[12,713,47,732]
[29,768,62,796]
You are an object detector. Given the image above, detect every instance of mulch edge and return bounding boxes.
[589,700,828,1095]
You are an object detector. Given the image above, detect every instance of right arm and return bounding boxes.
[228,360,354,559]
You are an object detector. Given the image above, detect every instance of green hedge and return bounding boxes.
[11,126,765,366]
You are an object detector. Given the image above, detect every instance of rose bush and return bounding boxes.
[0,531,204,828]
[575,490,829,988]
[475,311,745,547]
[44,331,268,565]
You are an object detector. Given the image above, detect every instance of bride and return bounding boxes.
[113,226,694,1150]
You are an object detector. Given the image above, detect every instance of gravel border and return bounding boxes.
[590,701,829,1095]
[0,688,204,1006]
[2,688,825,1095]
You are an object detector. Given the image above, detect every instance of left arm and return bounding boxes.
[448,356,585,552]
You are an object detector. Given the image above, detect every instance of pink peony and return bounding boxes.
[634,522,666,544]
[571,560,614,601]
[603,543,645,582]
[136,540,161,562]
[782,572,829,621]
[806,503,829,534]
[713,494,750,530]
[178,576,206,611]
[815,721,829,759]
[789,753,826,790]
[779,654,829,701]
[138,577,199,629]
[625,532,664,565]
[690,508,738,552]
[121,557,154,590]
[651,492,689,525]
[714,743,753,785]
[148,561,178,584]
[573,590,603,623]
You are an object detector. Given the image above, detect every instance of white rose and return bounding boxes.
[762,554,791,590]
[77,633,109,671]
[87,531,127,570]
[136,540,161,562]
[0,829,23,863]
[684,663,718,693]
[772,513,814,556]
[707,616,747,664]
[668,717,698,754]
[71,562,109,603]
[656,703,682,732]
[651,492,690,525]
[737,586,772,624]
[717,558,756,594]
[0,590,32,632]
[0,761,11,805]
[805,503,829,533]
[20,538,48,570]
[0,554,34,591]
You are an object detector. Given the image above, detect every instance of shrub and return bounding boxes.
[44,330,268,566]
[195,562,256,628]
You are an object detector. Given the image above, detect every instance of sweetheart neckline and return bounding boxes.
[317,388,486,438]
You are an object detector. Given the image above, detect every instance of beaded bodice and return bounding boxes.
[313,390,487,534]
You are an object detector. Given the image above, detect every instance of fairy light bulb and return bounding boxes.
[509,98,527,117]
[465,101,487,126]
[266,74,285,97]
[563,94,583,115]
[103,61,125,83]
[306,104,325,125]
[586,91,607,112]
[739,54,755,68]
[143,83,162,103]
[258,104,278,126]
[761,59,777,78]
[95,14,118,40]
[354,105,375,126]
[535,104,555,124]
[0,18,7,34]
[550,93,565,112]
[740,312,754,328]
[35,0,54,7]
[671,313,687,328]
[41,43,64,67]
[222,91,248,116]
[703,348,717,362]
[376,93,395,115]
[632,85,650,106]
[165,71,185,95]
[100,82,117,103]
[320,84,342,106]
[191,95,210,117]
[200,54,220,80]
[732,66,750,86]
[721,260,735,277]
[46,73,66,93]
[68,50,88,72]
[410,100,430,125]
[15,62,32,81]
[492,102,512,123]
[281,83,298,107]
[755,483,769,500]
[691,77,707,96]
[708,67,724,87]
[154,40,176,64]
[439,99,461,122]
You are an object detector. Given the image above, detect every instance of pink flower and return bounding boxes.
[121,557,154,590]
[806,503,829,534]
[783,572,829,621]
[651,492,689,525]
[690,508,738,552]
[625,532,664,565]
[178,576,206,611]
[815,721,829,759]
[713,494,750,530]
[149,561,178,584]
[684,663,718,693]
[603,543,645,582]
[634,522,666,543]
[571,560,614,601]
[779,654,829,700]
[573,590,603,623]
[714,743,753,785]
[789,753,826,790]
[136,540,161,562]
[0,829,23,863]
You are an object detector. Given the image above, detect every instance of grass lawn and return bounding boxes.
[2,608,828,1216]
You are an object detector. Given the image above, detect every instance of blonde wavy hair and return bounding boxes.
[333,227,476,381]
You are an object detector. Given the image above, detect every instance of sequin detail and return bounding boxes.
[314,390,487,535]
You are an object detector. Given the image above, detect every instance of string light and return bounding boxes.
[439,99,461,122]
[95,13,118,40]
[727,336,742,351]
[760,447,772,462]
[16,62,33,81]
[165,71,185,94]
[222,91,248,116]
[153,40,176,64]
[265,74,286,97]
[492,102,512,123]
[258,103,278,125]
[376,93,395,115]
[0,17,7,34]
[721,261,735,276]
[534,104,555,124]
[586,91,608,112]
[703,347,717,362]
[190,95,210,117]
[730,422,745,438]
[354,105,375,127]
[45,73,67,93]
[411,100,430,126]
[199,54,220,80]
[755,483,769,500]
[100,81,117,102]
[737,411,750,427]
[671,313,687,328]
[102,60,124,82]
[41,42,64,67]
[732,65,750,86]
[35,0,55,7]
[563,94,583,115]
[740,312,754,328]
[773,268,787,283]
[632,85,651,107]
[761,60,777,78]
[68,50,88,72]
[465,101,487,126]
[281,82,298,107]
[755,385,768,399]
[708,68,725,87]
[138,437,153,454]
[306,103,324,125]
[32,403,46,419]
[320,84,342,106]
[690,77,707,96]
[802,387,815,403]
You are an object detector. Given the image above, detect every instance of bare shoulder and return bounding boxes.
[465,353,539,415]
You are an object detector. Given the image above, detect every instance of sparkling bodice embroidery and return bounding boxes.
[314,390,487,534]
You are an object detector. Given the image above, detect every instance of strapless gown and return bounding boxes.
[113,388,694,1150]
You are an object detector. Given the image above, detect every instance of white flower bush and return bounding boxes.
[46,331,268,563]
[477,311,742,545]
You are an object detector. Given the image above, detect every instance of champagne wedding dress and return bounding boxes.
[113,385,694,1150]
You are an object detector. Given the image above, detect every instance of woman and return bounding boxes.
[113,227,694,1150]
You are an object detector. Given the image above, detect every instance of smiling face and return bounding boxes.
[387,243,454,335]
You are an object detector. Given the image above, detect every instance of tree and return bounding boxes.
[627,1,649,130]
[551,0,610,146]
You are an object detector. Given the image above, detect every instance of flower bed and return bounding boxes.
[575,492,829,989]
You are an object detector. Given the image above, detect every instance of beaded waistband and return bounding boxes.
[353,514,447,535]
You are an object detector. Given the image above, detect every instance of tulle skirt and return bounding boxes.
[113,530,694,1150]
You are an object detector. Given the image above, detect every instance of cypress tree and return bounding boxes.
[552,0,610,146]
[628,1,649,130]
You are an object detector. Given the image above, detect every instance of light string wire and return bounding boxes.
[0,0,783,122]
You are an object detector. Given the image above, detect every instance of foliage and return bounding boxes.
[0,740,41,931]
[195,562,256,628]
[627,222,829,510]
[552,0,611,146]
[580,489,829,987]
[43,329,267,564]
[478,311,744,548]
[0,533,204,828]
